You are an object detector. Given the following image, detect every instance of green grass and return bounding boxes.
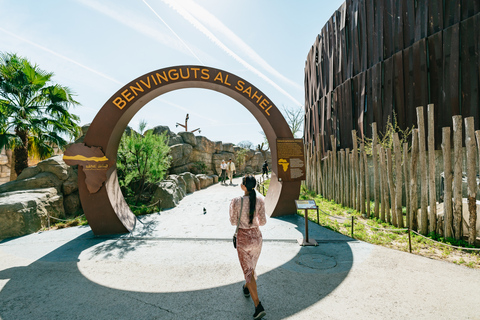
[298,185,480,268]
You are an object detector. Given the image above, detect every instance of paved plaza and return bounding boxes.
[1,176,480,319]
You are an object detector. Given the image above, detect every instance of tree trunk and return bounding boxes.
[14,128,29,176]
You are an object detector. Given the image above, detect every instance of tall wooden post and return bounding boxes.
[387,148,396,225]
[394,133,404,228]
[340,149,345,206]
[364,145,371,218]
[417,107,428,235]
[403,142,410,229]
[351,131,358,210]
[427,104,437,234]
[452,115,463,240]
[464,117,477,245]
[360,143,366,216]
[372,123,380,219]
[352,130,360,211]
[331,135,337,203]
[442,127,453,239]
[410,129,419,231]
[379,146,388,222]
[345,148,350,208]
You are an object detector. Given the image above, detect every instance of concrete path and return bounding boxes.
[1,176,480,319]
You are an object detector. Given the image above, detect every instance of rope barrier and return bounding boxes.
[128,200,160,208]
[318,208,346,220]
[48,214,85,222]
[410,230,480,251]
[354,218,408,232]
[316,206,480,252]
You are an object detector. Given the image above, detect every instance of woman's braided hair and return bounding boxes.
[242,175,257,224]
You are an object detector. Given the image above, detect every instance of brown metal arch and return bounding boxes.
[78,66,300,235]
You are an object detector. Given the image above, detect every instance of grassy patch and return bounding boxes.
[299,185,480,269]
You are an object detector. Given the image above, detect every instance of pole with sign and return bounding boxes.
[295,200,318,246]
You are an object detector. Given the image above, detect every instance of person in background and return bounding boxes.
[229,175,267,319]
[220,160,227,185]
[262,160,269,178]
[227,158,236,185]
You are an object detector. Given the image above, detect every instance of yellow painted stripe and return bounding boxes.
[63,155,109,162]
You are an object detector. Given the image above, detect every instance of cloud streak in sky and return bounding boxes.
[160,0,302,106]
[0,27,123,85]
[179,0,302,91]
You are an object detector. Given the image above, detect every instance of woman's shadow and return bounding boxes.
[0,217,354,319]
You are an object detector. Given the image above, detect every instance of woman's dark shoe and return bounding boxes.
[243,285,250,297]
[253,302,266,319]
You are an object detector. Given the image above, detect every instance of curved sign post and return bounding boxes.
[64,66,301,235]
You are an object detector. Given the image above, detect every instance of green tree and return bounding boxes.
[117,121,171,205]
[0,52,80,175]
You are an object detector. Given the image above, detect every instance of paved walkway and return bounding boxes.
[1,176,480,319]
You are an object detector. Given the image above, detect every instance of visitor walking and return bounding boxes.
[220,160,227,184]
[226,158,236,185]
[229,175,267,319]
[262,160,269,178]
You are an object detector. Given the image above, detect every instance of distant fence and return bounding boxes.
[305,104,480,245]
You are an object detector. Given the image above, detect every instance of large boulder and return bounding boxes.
[64,192,81,216]
[169,143,193,167]
[151,125,183,146]
[0,188,65,239]
[196,174,213,189]
[179,172,197,193]
[36,155,70,181]
[152,180,184,209]
[195,136,215,153]
[166,174,187,197]
[178,132,196,147]
[223,143,235,153]
[0,172,62,193]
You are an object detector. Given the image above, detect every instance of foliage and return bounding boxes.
[117,121,171,205]
[235,148,248,169]
[192,161,207,174]
[237,140,253,149]
[0,52,80,175]
[361,113,413,157]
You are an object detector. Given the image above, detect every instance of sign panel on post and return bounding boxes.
[276,139,306,182]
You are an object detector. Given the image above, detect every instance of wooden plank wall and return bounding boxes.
[304,0,480,157]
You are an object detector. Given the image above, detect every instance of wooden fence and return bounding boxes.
[305,104,480,245]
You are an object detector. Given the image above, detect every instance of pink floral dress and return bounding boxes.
[229,195,267,283]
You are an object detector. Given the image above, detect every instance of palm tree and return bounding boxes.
[0,52,80,176]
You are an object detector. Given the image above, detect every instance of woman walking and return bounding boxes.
[229,175,267,319]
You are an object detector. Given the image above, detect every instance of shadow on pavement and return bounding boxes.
[0,223,354,319]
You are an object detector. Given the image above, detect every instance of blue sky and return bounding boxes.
[0,0,344,146]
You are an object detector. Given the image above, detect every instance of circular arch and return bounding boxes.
[75,66,300,235]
